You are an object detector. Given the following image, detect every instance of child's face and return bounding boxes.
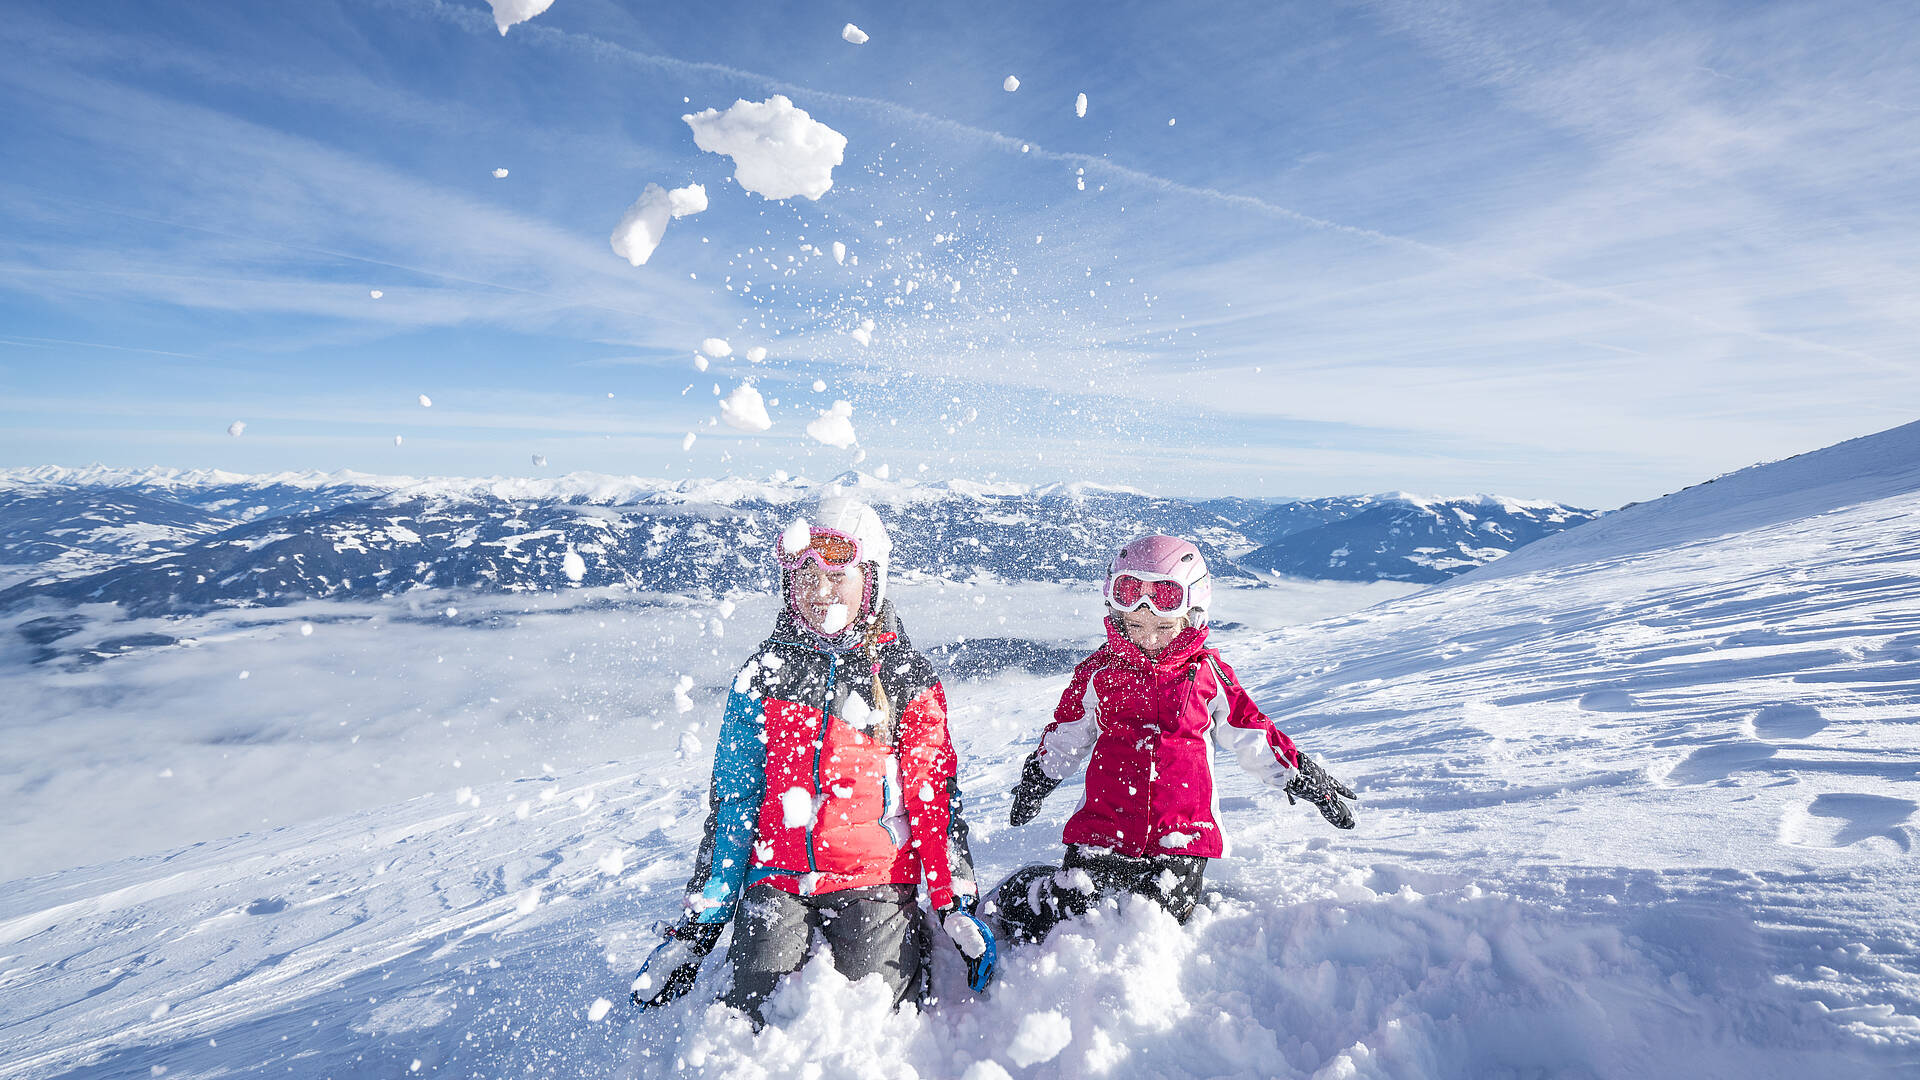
[1117,605,1187,656]
[792,560,866,633]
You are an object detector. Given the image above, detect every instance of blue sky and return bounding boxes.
[2,0,1917,507]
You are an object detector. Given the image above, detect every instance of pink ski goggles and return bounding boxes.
[775,527,863,573]
[1108,572,1194,616]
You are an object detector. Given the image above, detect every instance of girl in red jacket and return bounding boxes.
[630,498,995,1024]
[994,534,1356,942]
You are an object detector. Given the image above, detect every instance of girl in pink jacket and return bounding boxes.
[993,534,1355,941]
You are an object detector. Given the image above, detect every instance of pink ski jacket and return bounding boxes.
[1036,619,1301,859]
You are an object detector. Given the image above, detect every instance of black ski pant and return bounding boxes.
[723,881,927,1024]
[991,844,1207,944]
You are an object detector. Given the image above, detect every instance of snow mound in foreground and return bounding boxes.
[635,879,1845,1080]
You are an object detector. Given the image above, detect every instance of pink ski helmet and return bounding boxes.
[1104,534,1213,626]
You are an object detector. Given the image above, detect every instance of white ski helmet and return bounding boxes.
[779,496,893,614]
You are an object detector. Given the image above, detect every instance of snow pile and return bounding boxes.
[806,401,858,449]
[684,96,847,201]
[645,878,1853,1079]
[841,23,868,45]
[719,382,772,432]
[610,183,709,267]
[486,0,554,35]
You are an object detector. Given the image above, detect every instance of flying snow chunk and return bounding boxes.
[681,432,697,452]
[369,289,383,299]
[841,23,868,44]
[849,326,871,347]
[820,602,850,634]
[418,394,432,408]
[587,998,612,1022]
[694,354,709,372]
[1076,92,1088,118]
[812,379,827,393]
[610,184,673,267]
[562,550,586,583]
[1007,1010,1073,1067]
[806,400,858,449]
[745,346,767,362]
[719,381,772,432]
[781,518,812,555]
[531,453,547,467]
[486,0,553,35]
[393,435,404,447]
[1003,75,1020,92]
[831,241,847,265]
[667,183,708,218]
[780,787,816,828]
[700,337,733,358]
[684,95,847,201]
[226,421,245,437]
[492,167,509,179]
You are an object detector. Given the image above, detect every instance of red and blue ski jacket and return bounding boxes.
[1036,619,1300,859]
[682,604,977,922]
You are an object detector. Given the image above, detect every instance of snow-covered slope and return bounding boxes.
[3,425,1918,1078]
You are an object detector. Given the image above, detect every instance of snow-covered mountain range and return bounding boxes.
[0,467,1597,612]
[3,424,1917,1078]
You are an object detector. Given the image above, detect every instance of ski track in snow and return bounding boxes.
[6,442,1920,1075]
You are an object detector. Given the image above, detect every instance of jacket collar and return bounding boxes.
[1102,616,1210,672]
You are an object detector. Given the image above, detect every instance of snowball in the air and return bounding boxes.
[1076,92,1088,118]
[587,998,612,1022]
[684,95,847,201]
[369,289,383,299]
[849,326,871,347]
[780,787,816,829]
[700,337,733,358]
[841,23,868,44]
[681,432,697,452]
[610,184,673,267]
[831,241,847,265]
[393,435,404,446]
[562,550,586,583]
[812,379,827,393]
[819,602,851,634]
[806,400,858,449]
[667,183,708,218]
[745,346,768,362]
[492,167,509,179]
[418,394,432,408]
[226,421,246,437]
[781,518,813,555]
[531,453,547,467]
[694,354,709,372]
[487,0,554,35]
[1003,75,1020,92]
[719,381,773,432]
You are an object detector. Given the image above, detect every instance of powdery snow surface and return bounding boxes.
[683,96,847,201]
[6,426,1920,1078]
[487,0,554,35]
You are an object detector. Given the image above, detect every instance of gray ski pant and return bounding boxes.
[723,881,927,1022]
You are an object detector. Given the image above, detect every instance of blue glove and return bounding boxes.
[939,899,998,992]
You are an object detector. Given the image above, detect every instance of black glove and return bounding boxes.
[629,919,725,1009]
[1285,752,1357,830]
[1009,752,1062,827]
